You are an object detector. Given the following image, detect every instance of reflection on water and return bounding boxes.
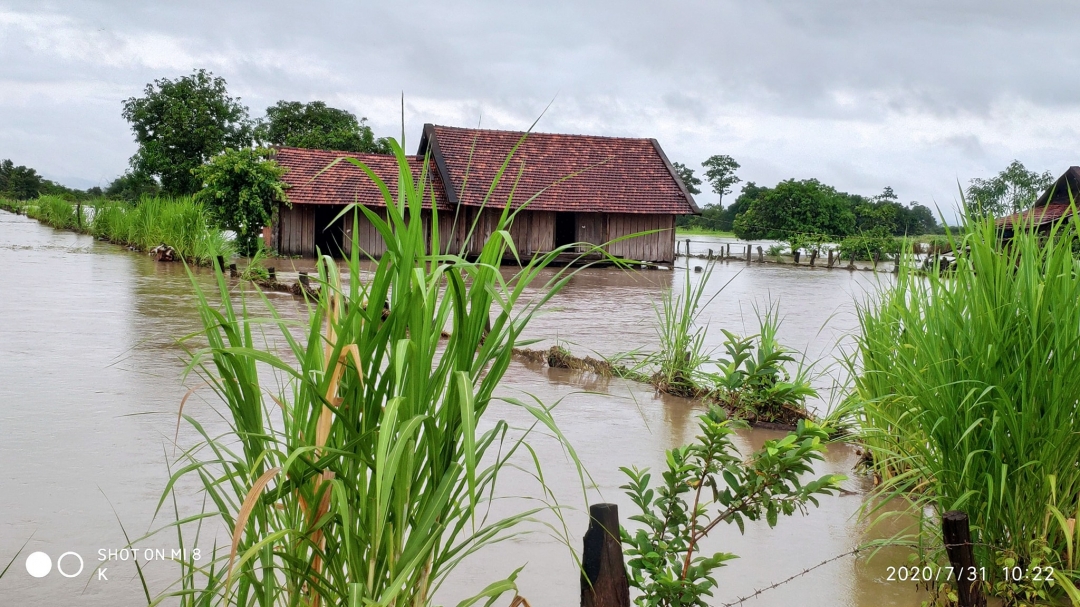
[0,210,921,605]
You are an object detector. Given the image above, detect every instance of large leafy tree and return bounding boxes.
[967,160,1053,217]
[0,159,44,200]
[733,178,855,242]
[122,69,254,196]
[701,154,741,206]
[256,101,390,153]
[105,171,161,203]
[193,148,287,256]
[671,161,702,195]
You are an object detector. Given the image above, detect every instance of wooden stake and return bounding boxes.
[942,511,985,607]
[581,504,629,607]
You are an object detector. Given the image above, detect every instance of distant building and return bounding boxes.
[270,124,699,263]
[997,166,1080,238]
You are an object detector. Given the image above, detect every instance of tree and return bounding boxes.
[256,101,391,154]
[671,161,702,195]
[732,179,855,243]
[0,159,44,200]
[966,160,1054,217]
[701,155,741,206]
[105,171,161,203]
[122,69,253,196]
[193,148,287,256]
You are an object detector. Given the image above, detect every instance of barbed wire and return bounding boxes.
[718,547,864,607]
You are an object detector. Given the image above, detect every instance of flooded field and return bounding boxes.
[0,210,924,605]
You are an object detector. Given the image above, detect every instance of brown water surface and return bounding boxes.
[0,211,923,605]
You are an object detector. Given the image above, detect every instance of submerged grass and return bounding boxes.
[147,137,596,606]
[844,213,1080,600]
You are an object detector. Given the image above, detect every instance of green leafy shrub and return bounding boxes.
[193,147,287,256]
[621,409,843,607]
[707,309,816,425]
[837,232,898,261]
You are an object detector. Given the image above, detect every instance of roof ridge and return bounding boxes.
[429,124,656,143]
[274,146,420,159]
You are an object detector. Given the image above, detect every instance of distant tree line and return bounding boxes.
[673,156,1057,243]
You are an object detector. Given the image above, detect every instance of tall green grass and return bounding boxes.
[8,193,234,263]
[150,138,592,606]
[846,214,1080,599]
[90,196,233,262]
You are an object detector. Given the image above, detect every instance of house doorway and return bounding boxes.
[314,205,347,257]
[554,212,576,248]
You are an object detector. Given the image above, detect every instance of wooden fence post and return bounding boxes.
[793,250,801,264]
[757,246,763,262]
[229,263,238,278]
[943,511,985,607]
[708,248,713,260]
[216,256,225,272]
[745,245,751,261]
[268,267,276,281]
[685,239,691,257]
[809,249,817,267]
[827,250,834,268]
[725,243,730,259]
[581,503,630,607]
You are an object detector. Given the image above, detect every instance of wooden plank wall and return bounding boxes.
[277,204,317,257]
[277,205,676,263]
[603,213,676,263]
[509,211,555,256]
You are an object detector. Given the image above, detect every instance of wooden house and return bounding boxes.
[270,124,700,263]
[997,166,1080,238]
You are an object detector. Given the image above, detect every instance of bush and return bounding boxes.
[836,233,898,261]
[193,147,287,256]
[622,409,842,607]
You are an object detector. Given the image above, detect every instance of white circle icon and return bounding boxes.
[25,552,52,578]
[57,552,84,578]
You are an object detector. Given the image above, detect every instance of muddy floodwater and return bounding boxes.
[1,211,924,605]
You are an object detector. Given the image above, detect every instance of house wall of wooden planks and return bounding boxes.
[274,202,676,264]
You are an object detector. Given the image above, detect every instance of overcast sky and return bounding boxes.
[2,1,1079,219]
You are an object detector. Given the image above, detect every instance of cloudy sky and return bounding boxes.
[2,1,1078,218]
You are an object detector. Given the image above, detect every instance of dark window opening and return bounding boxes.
[554,212,575,247]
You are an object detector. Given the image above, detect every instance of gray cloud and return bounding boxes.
[2,0,1079,217]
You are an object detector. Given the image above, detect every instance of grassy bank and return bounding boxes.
[845,215,1080,602]
[1,195,233,263]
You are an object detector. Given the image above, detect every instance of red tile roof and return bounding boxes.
[273,147,451,210]
[419,124,699,215]
[996,203,1075,228]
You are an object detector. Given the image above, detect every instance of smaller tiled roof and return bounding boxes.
[273,147,451,210]
[996,203,1075,228]
[418,124,699,215]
